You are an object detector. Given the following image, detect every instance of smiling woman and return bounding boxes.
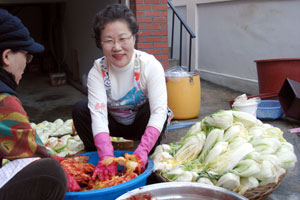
[100,20,136,68]
[72,3,172,186]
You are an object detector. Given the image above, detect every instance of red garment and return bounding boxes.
[0,93,50,161]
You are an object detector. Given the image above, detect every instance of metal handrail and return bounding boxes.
[168,0,196,71]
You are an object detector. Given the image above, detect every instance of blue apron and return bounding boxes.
[100,53,148,125]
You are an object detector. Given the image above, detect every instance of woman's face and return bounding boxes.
[100,20,136,68]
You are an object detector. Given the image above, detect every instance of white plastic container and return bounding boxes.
[232,94,261,117]
[232,102,259,116]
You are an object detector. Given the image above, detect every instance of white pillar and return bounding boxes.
[186,3,198,70]
[172,0,198,70]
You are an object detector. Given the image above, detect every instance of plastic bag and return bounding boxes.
[165,66,191,77]
[232,94,261,107]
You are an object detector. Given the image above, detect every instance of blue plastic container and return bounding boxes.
[256,100,283,119]
[64,150,153,200]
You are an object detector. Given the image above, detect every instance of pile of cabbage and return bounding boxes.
[31,119,129,157]
[31,119,85,157]
[151,110,297,194]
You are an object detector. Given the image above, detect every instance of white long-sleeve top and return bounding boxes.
[88,49,168,136]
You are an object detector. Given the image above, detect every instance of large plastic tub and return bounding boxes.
[64,151,154,200]
[255,58,300,94]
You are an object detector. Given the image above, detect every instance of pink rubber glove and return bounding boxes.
[92,132,117,181]
[133,126,161,170]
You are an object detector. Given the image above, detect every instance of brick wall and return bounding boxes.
[132,0,169,68]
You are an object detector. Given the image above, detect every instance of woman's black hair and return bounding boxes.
[93,4,139,49]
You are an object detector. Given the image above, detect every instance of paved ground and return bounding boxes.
[17,72,87,123]
[17,71,300,200]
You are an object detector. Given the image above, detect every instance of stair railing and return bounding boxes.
[168,0,196,71]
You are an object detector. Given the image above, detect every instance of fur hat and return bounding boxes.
[0,9,44,53]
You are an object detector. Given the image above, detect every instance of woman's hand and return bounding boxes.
[92,157,117,181]
[93,132,116,180]
[132,152,146,171]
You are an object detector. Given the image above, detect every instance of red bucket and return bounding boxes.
[255,58,300,94]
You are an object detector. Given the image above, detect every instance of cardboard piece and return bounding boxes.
[278,78,300,121]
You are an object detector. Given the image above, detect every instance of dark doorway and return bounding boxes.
[0,3,66,75]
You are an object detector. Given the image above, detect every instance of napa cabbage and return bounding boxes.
[238,177,259,194]
[201,110,233,132]
[207,142,254,174]
[204,141,228,166]
[198,129,224,162]
[276,146,297,170]
[232,110,259,128]
[232,159,260,177]
[250,138,281,154]
[224,122,247,142]
[174,132,206,163]
[217,173,240,192]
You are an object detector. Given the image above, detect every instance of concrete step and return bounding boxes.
[168,46,180,67]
